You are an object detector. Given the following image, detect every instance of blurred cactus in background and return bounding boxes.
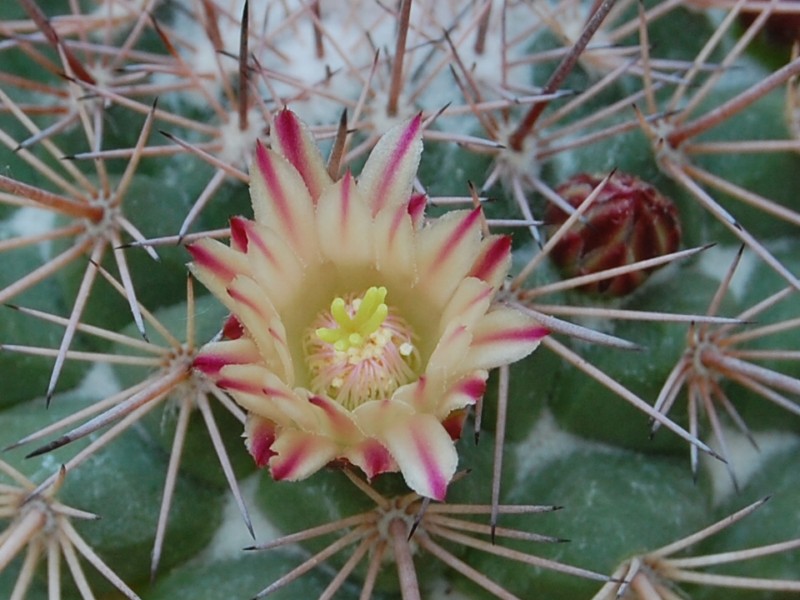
[1,0,800,598]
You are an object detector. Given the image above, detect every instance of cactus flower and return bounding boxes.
[189,110,546,500]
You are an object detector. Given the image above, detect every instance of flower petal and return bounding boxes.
[234,217,306,313]
[222,315,244,339]
[465,307,548,370]
[245,414,277,467]
[441,408,469,441]
[394,365,486,419]
[219,364,317,430]
[374,202,417,283]
[400,322,473,414]
[354,399,456,499]
[315,172,374,267]
[438,371,487,417]
[193,338,260,378]
[408,193,427,229]
[251,141,318,263]
[468,234,512,291]
[415,208,483,308]
[345,438,396,480]
[383,412,458,501]
[426,323,472,383]
[187,238,249,301]
[438,277,494,335]
[225,276,293,384]
[271,109,332,201]
[269,429,340,481]
[307,395,362,442]
[358,114,423,216]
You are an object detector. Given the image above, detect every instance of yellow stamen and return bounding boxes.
[316,286,389,352]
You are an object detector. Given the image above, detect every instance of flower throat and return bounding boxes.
[304,287,420,410]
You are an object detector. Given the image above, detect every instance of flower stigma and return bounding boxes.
[305,286,420,410]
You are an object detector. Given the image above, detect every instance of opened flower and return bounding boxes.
[189,110,546,500]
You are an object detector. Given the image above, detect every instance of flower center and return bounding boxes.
[304,286,420,410]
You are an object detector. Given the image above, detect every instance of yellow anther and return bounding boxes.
[315,286,389,352]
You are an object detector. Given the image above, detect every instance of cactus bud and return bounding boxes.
[546,172,681,296]
[739,1,800,46]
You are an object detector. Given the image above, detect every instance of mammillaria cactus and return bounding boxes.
[1,1,800,599]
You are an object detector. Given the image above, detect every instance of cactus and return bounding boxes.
[1,1,800,598]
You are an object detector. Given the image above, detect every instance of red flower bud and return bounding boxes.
[546,172,681,296]
[739,0,800,46]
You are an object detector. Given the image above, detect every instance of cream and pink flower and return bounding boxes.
[189,109,546,500]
